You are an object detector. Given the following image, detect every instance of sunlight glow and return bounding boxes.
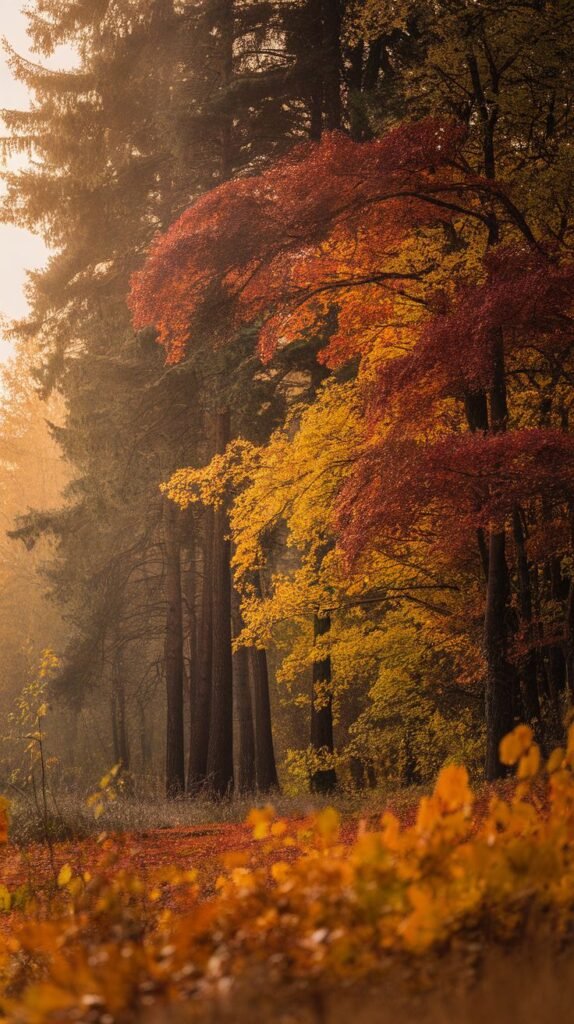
[0,7,76,362]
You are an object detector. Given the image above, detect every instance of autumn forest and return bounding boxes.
[1,1,574,1021]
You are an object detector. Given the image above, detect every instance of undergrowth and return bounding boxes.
[6,785,422,847]
[0,723,572,1022]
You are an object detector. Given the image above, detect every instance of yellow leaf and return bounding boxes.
[270,820,287,837]
[0,798,10,845]
[500,725,533,766]
[270,861,291,884]
[547,747,565,774]
[434,765,473,812]
[518,743,541,780]
[222,850,250,870]
[67,877,83,899]
[57,864,73,888]
[316,807,340,843]
[247,806,274,840]
[0,885,11,912]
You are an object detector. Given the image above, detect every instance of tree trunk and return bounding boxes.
[219,0,234,179]
[308,0,324,140]
[188,510,213,794]
[111,642,130,769]
[464,390,490,580]
[310,611,337,793]
[232,587,256,794]
[183,520,198,707]
[137,695,152,773]
[512,507,541,726]
[465,49,517,777]
[546,551,567,729]
[484,332,514,779]
[566,580,574,700]
[164,500,185,797]
[307,0,342,138]
[484,530,514,779]
[234,647,256,793]
[206,409,234,797]
[250,647,280,792]
[349,756,365,790]
[321,0,342,130]
[250,572,279,792]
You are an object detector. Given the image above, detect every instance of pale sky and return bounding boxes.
[0,5,76,362]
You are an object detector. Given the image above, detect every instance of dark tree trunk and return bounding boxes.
[349,756,365,790]
[512,507,541,726]
[220,0,234,180]
[164,500,185,797]
[234,645,256,794]
[566,580,574,700]
[183,521,198,704]
[465,49,517,778]
[484,333,514,780]
[206,409,234,797]
[565,515,574,701]
[308,0,324,140]
[310,611,337,794]
[250,646,280,792]
[137,696,152,773]
[307,0,342,138]
[232,587,256,794]
[111,645,130,770]
[484,530,514,779]
[188,510,213,794]
[546,551,568,727]
[303,1,341,794]
[321,0,343,130]
[464,389,490,580]
[250,572,279,792]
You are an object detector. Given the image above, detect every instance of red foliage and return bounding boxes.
[371,248,574,418]
[130,115,574,594]
[129,119,467,363]
[331,245,574,563]
[337,429,574,564]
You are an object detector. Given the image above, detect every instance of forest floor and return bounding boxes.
[1,816,568,1024]
[0,778,559,1023]
[1,778,520,928]
[145,947,574,1024]
[1,800,391,905]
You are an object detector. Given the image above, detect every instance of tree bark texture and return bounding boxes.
[250,572,279,791]
[310,610,337,794]
[188,509,213,793]
[206,409,234,796]
[164,500,185,797]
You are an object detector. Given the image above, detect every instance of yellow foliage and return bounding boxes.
[57,864,72,888]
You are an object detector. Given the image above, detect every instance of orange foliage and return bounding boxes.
[0,728,574,1020]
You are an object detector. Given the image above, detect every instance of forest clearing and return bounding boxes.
[1,0,574,1019]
